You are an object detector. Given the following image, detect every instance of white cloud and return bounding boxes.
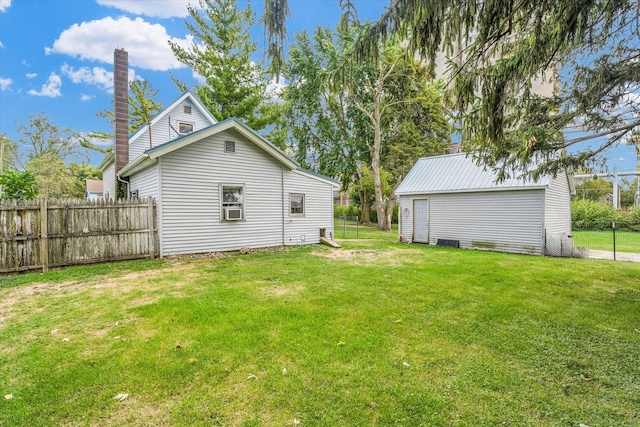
[96,0,196,18]
[0,77,12,90]
[0,41,4,48]
[27,73,62,97]
[26,72,37,79]
[61,64,138,93]
[619,157,626,161]
[80,94,93,102]
[0,0,11,12]
[46,16,191,71]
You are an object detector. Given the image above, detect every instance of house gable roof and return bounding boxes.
[128,90,217,146]
[395,153,554,195]
[119,118,298,176]
[119,118,341,188]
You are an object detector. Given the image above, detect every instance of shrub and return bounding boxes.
[571,200,615,230]
[571,200,640,231]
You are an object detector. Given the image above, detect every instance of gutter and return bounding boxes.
[117,154,156,178]
[395,185,550,197]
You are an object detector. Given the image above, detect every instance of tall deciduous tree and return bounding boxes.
[0,133,19,172]
[170,0,272,131]
[281,25,450,230]
[280,27,373,221]
[347,43,450,230]
[16,113,86,164]
[25,153,78,199]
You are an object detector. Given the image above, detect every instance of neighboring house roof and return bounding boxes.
[128,90,217,146]
[396,153,558,195]
[118,117,340,187]
[86,179,103,193]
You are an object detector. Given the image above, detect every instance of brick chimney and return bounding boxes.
[114,48,129,174]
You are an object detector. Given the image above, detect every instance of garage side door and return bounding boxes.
[413,199,429,243]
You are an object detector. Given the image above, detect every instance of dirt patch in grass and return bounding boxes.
[312,248,422,265]
[0,263,197,328]
[262,285,303,297]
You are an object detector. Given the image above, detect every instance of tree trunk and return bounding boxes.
[372,117,388,231]
[358,189,371,224]
[384,192,396,232]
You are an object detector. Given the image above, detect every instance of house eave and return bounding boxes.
[395,185,549,197]
[98,151,114,170]
[293,169,340,188]
[117,155,156,178]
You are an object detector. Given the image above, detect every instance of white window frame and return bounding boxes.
[178,122,194,134]
[220,184,245,221]
[290,193,305,216]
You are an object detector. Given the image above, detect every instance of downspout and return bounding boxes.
[117,175,130,198]
[281,165,285,245]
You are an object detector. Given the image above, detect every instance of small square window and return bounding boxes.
[184,105,192,114]
[179,122,193,134]
[225,140,236,153]
[290,194,305,215]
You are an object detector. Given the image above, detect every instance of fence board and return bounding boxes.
[0,197,157,274]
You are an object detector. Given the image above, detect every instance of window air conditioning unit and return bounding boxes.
[224,207,243,220]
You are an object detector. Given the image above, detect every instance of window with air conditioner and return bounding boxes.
[221,184,244,220]
[179,122,194,134]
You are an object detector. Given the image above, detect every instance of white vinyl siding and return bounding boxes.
[401,190,545,255]
[159,129,284,255]
[129,98,214,161]
[544,173,572,235]
[128,165,158,201]
[399,196,413,238]
[103,163,116,200]
[284,171,334,244]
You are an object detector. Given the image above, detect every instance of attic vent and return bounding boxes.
[184,105,191,114]
[225,140,235,153]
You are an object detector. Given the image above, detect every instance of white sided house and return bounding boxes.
[99,87,338,256]
[395,154,574,256]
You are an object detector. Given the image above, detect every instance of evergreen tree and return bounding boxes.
[91,79,163,142]
[170,0,271,131]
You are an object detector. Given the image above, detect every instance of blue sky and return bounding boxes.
[0,0,637,173]
[0,0,388,165]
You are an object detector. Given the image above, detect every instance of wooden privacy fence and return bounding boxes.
[0,198,157,274]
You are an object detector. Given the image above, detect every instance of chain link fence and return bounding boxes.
[335,216,359,238]
[546,223,640,261]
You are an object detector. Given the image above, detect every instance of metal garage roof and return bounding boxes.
[395,153,551,195]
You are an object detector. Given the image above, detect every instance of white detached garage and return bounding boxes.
[395,154,574,255]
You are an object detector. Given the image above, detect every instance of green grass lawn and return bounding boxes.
[1,228,639,426]
[572,230,640,253]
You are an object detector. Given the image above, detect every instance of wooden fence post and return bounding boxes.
[40,198,49,272]
[147,197,155,259]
